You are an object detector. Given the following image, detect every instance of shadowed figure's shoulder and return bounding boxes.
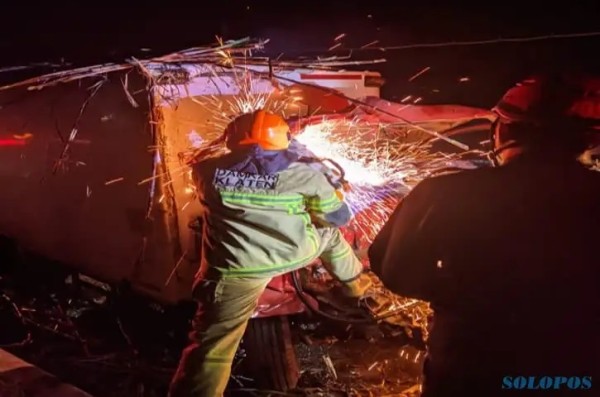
[417,160,600,189]
[408,166,501,198]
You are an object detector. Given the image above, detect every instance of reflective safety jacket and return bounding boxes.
[192,150,352,279]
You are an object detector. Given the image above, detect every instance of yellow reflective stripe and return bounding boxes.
[219,191,303,202]
[312,201,342,212]
[219,191,303,206]
[323,244,352,262]
[306,193,338,206]
[306,193,342,211]
[221,248,319,277]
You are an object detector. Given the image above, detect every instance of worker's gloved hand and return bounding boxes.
[341,273,373,298]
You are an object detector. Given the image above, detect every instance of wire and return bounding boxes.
[234,65,471,151]
[285,31,600,53]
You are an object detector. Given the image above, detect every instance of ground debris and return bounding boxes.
[0,256,424,396]
[362,273,432,344]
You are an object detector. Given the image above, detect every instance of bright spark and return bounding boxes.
[179,57,475,246]
[293,117,461,242]
[295,123,391,186]
[172,50,479,339]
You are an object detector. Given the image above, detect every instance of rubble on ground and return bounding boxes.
[0,256,426,396]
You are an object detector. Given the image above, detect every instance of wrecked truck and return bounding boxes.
[0,50,496,390]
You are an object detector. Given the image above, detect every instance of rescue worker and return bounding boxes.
[369,73,600,396]
[169,110,371,397]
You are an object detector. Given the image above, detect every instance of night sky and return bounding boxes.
[1,1,599,108]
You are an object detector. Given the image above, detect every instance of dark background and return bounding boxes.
[1,1,599,107]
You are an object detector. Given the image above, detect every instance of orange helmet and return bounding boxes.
[493,74,600,131]
[225,110,290,151]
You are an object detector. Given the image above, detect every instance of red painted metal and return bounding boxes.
[254,274,309,318]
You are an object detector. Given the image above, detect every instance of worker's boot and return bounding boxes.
[342,273,373,298]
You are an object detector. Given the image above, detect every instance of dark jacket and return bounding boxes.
[369,158,600,396]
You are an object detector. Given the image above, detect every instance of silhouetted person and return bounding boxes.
[369,74,600,396]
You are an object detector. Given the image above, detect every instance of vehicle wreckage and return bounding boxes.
[0,38,498,393]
